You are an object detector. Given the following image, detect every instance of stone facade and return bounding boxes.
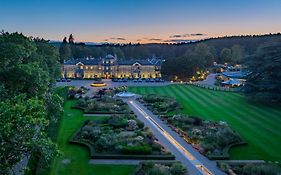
[62,54,162,79]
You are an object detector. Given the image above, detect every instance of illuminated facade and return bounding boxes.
[62,54,162,79]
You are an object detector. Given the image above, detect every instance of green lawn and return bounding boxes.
[129,84,281,161]
[49,100,135,175]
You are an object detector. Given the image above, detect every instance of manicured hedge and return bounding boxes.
[69,139,175,160]
[69,126,175,160]
[208,141,248,160]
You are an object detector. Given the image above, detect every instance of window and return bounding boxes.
[90,66,93,69]
[80,66,83,69]
[85,66,88,69]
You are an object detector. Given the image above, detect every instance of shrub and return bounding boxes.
[120,144,152,155]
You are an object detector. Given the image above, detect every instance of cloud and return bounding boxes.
[110,37,126,41]
[169,33,207,38]
[164,39,198,43]
[148,38,163,41]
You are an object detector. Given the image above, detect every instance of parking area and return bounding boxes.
[56,79,171,92]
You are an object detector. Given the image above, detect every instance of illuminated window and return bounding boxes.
[106,67,109,70]
[80,66,83,69]
[85,66,88,69]
[106,61,109,64]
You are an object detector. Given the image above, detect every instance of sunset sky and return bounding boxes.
[1,0,281,43]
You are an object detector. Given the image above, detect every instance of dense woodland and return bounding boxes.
[0,32,63,174]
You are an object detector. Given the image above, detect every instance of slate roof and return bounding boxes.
[64,55,163,66]
[117,59,155,65]
[64,58,100,65]
[222,71,251,79]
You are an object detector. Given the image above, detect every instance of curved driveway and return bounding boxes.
[126,99,225,175]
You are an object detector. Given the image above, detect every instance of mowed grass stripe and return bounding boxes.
[181,86,281,155]
[169,85,208,115]
[173,85,222,121]
[184,85,281,134]
[175,85,281,155]
[196,86,281,119]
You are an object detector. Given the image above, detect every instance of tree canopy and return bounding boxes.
[0,32,62,174]
[245,41,281,103]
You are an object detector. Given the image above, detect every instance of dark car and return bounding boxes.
[138,78,142,82]
[145,78,150,82]
[66,79,71,82]
[133,79,138,82]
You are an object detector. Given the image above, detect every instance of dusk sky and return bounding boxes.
[1,0,281,43]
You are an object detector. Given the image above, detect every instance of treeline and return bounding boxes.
[0,32,63,174]
[57,33,281,79]
[57,33,281,60]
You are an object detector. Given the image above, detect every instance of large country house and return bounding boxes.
[62,54,162,79]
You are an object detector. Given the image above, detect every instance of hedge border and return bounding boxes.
[69,121,175,160]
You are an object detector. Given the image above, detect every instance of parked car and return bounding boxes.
[150,79,155,82]
[112,78,118,82]
[133,79,138,82]
[138,78,142,82]
[66,79,71,82]
[145,78,150,82]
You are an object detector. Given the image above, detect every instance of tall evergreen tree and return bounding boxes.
[59,37,72,63]
[245,41,281,103]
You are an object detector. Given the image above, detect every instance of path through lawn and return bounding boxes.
[129,85,281,161]
[49,100,135,175]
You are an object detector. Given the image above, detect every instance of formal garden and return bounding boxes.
[137,94,245,159]
[73,87,133,114]
[217,161,281,175]
[137,94,182,114]
[129,85,281,162]
[70,114,174,159]
[132,161,187,175]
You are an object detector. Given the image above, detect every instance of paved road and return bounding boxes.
[125,99,225,175]
[56,79,171,97]
[88,159,178,165]
[195,73,217,86]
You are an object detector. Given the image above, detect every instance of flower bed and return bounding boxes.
[70,114,174,160]
[217,161,281,175]
[132,161,188,175]
[137,94,182,114]
[160,114,245,159]
[74,95,132,114]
